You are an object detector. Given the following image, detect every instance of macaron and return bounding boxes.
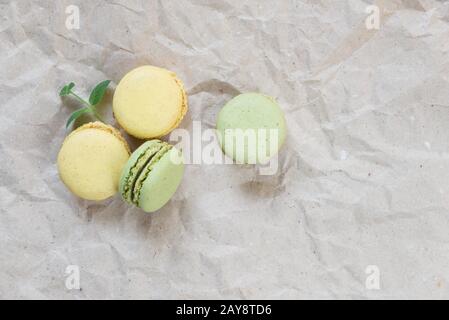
[57,122,130,201]
[113,65,188,139]
[119,140,184,213]
[216,93,287,164]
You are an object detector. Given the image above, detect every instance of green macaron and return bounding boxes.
[119,140,184,212]
[216,93,287,164]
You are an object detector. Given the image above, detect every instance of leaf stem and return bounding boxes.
[69,91,104,122]
[91,108,104,122]
[69,91,90,106]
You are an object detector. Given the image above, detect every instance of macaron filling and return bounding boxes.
[132,144,172,205]
[121,142,164,203]
[119,139,184,212]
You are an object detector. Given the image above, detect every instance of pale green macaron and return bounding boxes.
[216,93,287,164]
[119,140,184,212]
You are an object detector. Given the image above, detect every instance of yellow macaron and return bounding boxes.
[57,122,130,201]
[113,65,188,139]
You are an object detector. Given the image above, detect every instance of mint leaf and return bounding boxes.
[89,80,111,105]
[66,107,92,129]
[60,79,110,130]
[60,82,75,97]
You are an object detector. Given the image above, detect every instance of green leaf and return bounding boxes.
[89,80,111,105]
[60,82,75,97]
[66,107,92,129]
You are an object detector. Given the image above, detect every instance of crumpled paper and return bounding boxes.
[1,0,449,299]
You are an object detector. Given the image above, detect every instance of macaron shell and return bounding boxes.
[216,93,287,164]
[113,65,188,139]
[137,147,184,213]
[119,140,164,203]
[57,122,130,201]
